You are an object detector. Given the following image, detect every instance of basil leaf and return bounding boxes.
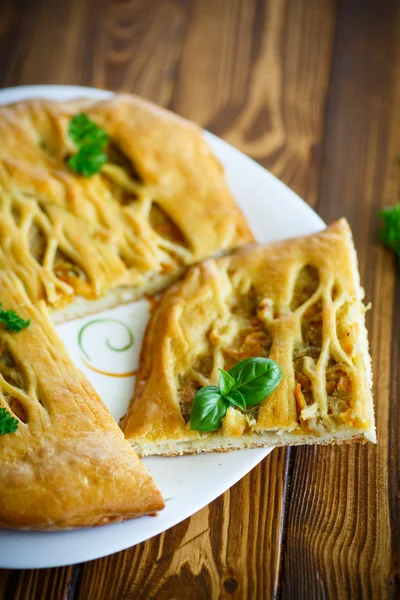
[218,368,235,396]
[190,386,228,432]
[228,357,282,404]
[225,389,246,411]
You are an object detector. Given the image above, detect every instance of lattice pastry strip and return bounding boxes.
[120,220,375,456]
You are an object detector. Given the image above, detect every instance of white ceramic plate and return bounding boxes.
[0,85,324,569]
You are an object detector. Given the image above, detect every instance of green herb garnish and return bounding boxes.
[189,386,228,432]
[0,304,30,333]
[67,113,109,177]
[0,407,18,435]
[189,357,282,432]
[379,204,400,261]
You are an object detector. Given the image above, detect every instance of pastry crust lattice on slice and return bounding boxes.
[120,220,376,456]
[0,270,164,529]
[0,94,253,322]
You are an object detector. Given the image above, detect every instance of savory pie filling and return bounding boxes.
[0,342,31,426]
[0,96,252,317]
[290,264,320,311]
[163,254,370,439]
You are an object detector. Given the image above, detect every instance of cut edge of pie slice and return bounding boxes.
[0,270,164,529]
[120,219,376,456]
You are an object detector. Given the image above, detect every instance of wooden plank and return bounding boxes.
[2,0,190,106]
[76,451,289,599]
[0,568,73,600]
[0,3,87,597]
[171,0,336,207]
[77,0,336,598]
[281,1,400,597]
[389,278,400,597]
[0,0,336,597]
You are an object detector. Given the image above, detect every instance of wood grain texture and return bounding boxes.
[0,568,73,600]
[281,1,400,598]
[1,0,398,598]
[76,450,290,600]
[170,0,336,207]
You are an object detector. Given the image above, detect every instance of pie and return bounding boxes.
[120,219,376,455]
[0,94,253,529]
[0,267,164,529]
[0,94,253,323]
[0,94,375,531]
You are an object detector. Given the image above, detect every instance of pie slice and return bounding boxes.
[0,94,253,322]
[0,269,163,529]
[120,219,376,455]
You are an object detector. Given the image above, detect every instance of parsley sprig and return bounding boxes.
[190,357,282,432]
[67,113,109,177]
[0,304,30,333]
[379,204,400,262]
[0,407,18,435]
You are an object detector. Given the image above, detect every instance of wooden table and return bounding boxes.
[1,0,399,598]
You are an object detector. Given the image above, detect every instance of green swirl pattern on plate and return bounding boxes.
[78,318,134,360]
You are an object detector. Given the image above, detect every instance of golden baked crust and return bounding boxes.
[120,220,376,456]
[0,269,164,529]
[0,93,254,529]
[0,94,253,321]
